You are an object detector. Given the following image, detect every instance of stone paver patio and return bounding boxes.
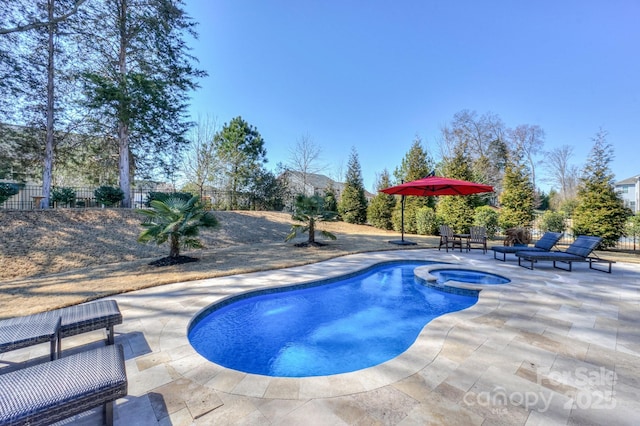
[2,249,639,425]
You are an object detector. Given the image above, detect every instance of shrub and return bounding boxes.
[146,191,193,206]
[539,210,566,233]
[415,207,438,235]
[94,186,125,207]
[51,187,76,207]
[474,206,499,238]
[138,195,219,258]
[0,183,19,205]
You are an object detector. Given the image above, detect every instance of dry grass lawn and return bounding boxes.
[0,209,440,317]
[1,209,638,318]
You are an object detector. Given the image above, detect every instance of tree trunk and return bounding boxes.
[308,218,315,244]
[170,234,180,258]
[41,0,56,209]
[117,0,131,208]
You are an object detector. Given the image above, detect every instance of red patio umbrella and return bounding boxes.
[380,175,494,245]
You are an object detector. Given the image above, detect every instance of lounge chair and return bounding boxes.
[515,235,614,273]
[491,231,563,261]
[467,226,488,253]
[0,344,127,426]
[438,225,462,252]
[0,300,122,362]
[0,314,61,361]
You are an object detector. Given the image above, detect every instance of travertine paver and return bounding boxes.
[2,249,639,425]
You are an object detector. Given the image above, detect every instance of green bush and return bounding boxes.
[0,183,19,205]
[539,210,566,233]
[474,206,499,238]
[94,186,125,207]
[415,207,438,235]
[146,191,193,206]
[51,187,76,207]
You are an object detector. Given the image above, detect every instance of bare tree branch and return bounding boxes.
[0,0,89,35]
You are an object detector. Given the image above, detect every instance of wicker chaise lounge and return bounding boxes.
[491,231,563,261]
[515,235,614,273]
[0,344,127,426]
[0,315,61,361]
[0,300,122,362]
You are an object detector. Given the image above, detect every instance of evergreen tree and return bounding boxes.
[367,169,396,230]
[498,155,535,230]
[80,0,205,207]
[338,147,368,224]
[213,116,267,209]
[391,137,434,233]
[436,143,477,233]
[572,130,630,248]
[0,0,83,206]
[323,183,338,213]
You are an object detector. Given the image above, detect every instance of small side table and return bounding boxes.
[453,233,471,252]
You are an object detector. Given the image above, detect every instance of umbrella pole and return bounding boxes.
[401,195,405,241]
[388,194,416,245]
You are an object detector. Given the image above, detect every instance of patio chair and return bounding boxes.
[438,225,462,252]
[515,235,615,273]
[491,231,563,261]
[0,344,127,426]
[467,226,488,253]
[0,300,122,362]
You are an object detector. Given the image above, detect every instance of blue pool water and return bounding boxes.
[430,269,511,285]
[188,261,478,377]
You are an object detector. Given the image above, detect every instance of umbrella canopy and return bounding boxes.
[380,175,494,197]
[380,175,494,245]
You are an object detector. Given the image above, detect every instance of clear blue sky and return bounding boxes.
[183,0,639,192]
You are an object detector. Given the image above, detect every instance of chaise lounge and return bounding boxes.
[0,300,122,361]
[491,231,563,261]
[515,235,614,273]
[0,344,127,426]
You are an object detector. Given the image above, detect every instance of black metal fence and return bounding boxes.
[2,184,638,251]
[0,184,260,211]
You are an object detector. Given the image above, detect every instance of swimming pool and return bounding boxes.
[188,261,478,377]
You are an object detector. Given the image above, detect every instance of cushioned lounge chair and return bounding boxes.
[0,300,122,362]
[491,231,563,261]
[515,235,614,273]
[0,344,127,426]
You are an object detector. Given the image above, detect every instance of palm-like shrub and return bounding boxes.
[285,194,337,245]
[138,195,219,258]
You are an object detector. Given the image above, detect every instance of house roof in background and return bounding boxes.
[615,175,640,185]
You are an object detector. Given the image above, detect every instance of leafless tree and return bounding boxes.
[438,110,507,191]
[287,133,327,189]
[543,145,580,202]
[508,124,545,190]
[182,116,220,198]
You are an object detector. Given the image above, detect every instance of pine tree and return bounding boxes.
[498,156,535,230]
[391,137,434,232]
[80,0,206,207]
[436,143,477,233]
[367,169,396,230]
[572,130,631,248]
[338,148,368,224]
[213,116,267,209]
